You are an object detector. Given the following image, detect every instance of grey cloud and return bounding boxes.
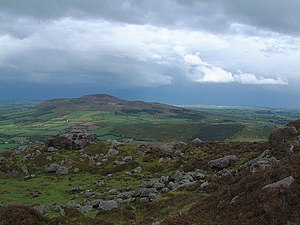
[0,0,300,35]
[0,2,299,90]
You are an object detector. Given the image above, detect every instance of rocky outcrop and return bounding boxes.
[208,155,238,170]
[268,126,297,147]
[88,199,118,211]
[240,150,277,172]
[46,132,96,150]
[159,143,175,155]
[286,135,300,156]
[137,144,153,154]
[263,176,295,189]
[45,163,69,175]
[159,143,184,157]
[114,170,206,204]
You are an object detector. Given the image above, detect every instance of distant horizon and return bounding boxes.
[1,92,300,110]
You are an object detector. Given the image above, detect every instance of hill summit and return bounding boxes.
[35,94,206,119]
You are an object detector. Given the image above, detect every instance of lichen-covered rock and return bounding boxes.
[89,199,118,211]
[240,150,277,172]
[56,166,69,175]
[46,132,96,150]
[263,176,295,189]
[45,163,60,173]
[159,143,175,155]
[138,144,153,154]
[208,155,238,170]
[132,166,142,173]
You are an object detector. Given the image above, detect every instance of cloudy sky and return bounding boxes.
[0,0,300,107]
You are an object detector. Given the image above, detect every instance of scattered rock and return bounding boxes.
[263,176,295,189]
[45,163,60,173]
[56,166,69,175]
[123,156,133,162]
[35,149,42,155]
[240,150,277,172]
[47,147,58,152]
[94,180,105,187]
[138,144,152,154]
[21,165,29,175]
[46,156,52,161]
[89,199,118,211]
[174,150,184,157]
[208,155,238,170]
[67,200,81,208]
[159,143,175,155]
[89,158,96,165]
[114,160,125,165]
[79,205,93,213]
[52,203,66,217]
[111,140,122,147]
[24,174,35,180]
[140,197,150,204]
[68,187,85,193]
[104,148,119,158]
[64,159,75,165]
[33,205,46,214]
[200,181,209,189]
[176,141,188,148]
[102,158,108,163]
[73,168,80,173]
[152,222,161,225]
[132,166,142,173]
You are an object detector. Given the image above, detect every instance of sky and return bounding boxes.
[0,0,300,108]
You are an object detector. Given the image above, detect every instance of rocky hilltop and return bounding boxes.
[0,121,299,225]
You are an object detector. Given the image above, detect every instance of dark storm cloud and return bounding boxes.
[0,0,299,35]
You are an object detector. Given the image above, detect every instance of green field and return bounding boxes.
[0,98,300,152]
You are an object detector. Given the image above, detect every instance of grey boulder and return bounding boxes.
[208,155,238,170]
[263,176,295,189]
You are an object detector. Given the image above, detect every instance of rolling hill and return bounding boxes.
[1,94,299,152]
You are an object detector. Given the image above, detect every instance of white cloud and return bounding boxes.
[234,72,288,85]
[179,50,288,85]
[0,16,298,88]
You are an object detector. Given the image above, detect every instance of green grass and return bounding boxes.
[0,100,300,151]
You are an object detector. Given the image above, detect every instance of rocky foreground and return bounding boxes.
[0,121,300,225]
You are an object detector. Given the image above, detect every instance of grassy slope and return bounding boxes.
[1,139,299,225]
